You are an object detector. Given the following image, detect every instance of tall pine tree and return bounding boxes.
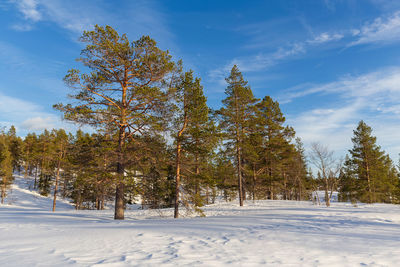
[340,121,399,203]
[54,25,175,219]
[173,70,211,217]
[218,65,257,206]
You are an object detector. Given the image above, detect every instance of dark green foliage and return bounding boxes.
[141,166,174,209]
[172,70,219,216]
[7,126,23,174]
[38,174,52,196]
[67,131,115,210]
[339,121,399,203]
[37,130,53,196]
[218,65,258,206]
[54,25,176,219]
[214,151,237,201]
[0,132,13,203]
[22,133,38,180]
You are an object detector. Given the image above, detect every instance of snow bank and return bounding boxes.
[1,176,400,266]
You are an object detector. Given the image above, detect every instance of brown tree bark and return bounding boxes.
[52,156,61,212]
[174,116,187,218]
[114,127,126,220]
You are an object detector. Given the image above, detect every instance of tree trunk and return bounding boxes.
[298,176,302,201]
[283,172,287,200]
[76,189,81,210]
[236,144,244,206]
[52,157,61,212]
[366,161,373,203]
[194,154,199,196]
[206,185,209,204]
[34,164,38,189]
[174,108,188,218]
[24,162,29,178]
[114,127,125,220]
[1,184,5,204]
[101,193,105,210]
[174,140,182,218]
[252,164,256,202]
[324,177,330,207]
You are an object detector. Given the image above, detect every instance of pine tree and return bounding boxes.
[0,133,13,204]
[218,65,258,206]
[173,70,211,217]
[37,130,54,196]
[214,150,237,202]
[51,129,69,212]
[22,133,38,180]
[247,96,297,199]
[7,126,23,174]
[54,25,175,219]
[290,138,310,201]
[340,121,399,203]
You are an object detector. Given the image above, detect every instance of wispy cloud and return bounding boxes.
[307,32,344,45]
[210,10,400,84]
[281,67,400,103]
[8,0,174,42]
[208,42,306,85]
[20,117,56,131]
[8,0,177,52]
[0,90,87,135]
[9,0,108,33]
[284,67,400,158]
[350,11,400,46]
[0,91,58,132]
[208,32,343,83]
[12,0,41,21]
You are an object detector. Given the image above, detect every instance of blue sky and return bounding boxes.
[1,0,400,160]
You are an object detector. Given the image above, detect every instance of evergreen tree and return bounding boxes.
[54,25,175,219]
[0,133,13,204]
[340,121,399,203]
[252,96,295,200]
[51,129,69,212]
[7,126,23,174]
[22,133,38,180]
[66,131,115,210]
[172,70,212,217]
[37,130,54,196]
[214,150,237,201]
[218,65,258,206]
[290,138,310,200]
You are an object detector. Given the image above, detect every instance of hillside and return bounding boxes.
[1,176,400,266]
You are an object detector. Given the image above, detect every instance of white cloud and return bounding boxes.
[20,117,55,131]
[281,67,400,103]
[350,11,400,46]
[210,10,400,84]
[283,67,400,160]
[11,23,34,31]
[8,0,175,45]
[0,91,70,135]
[209,30,345,82]
[13,0,41,21]
[208,42,306,84]
[10,0,106,33]
[307,32,344,45]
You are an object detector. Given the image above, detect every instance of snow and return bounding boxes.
[1,176,400,266]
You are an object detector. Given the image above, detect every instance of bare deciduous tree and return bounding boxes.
[309,142,341,207]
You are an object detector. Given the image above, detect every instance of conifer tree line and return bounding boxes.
[1,25,399,218]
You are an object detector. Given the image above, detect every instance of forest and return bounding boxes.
[1,25,399,220]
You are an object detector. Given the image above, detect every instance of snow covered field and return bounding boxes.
[1,176,400,266]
